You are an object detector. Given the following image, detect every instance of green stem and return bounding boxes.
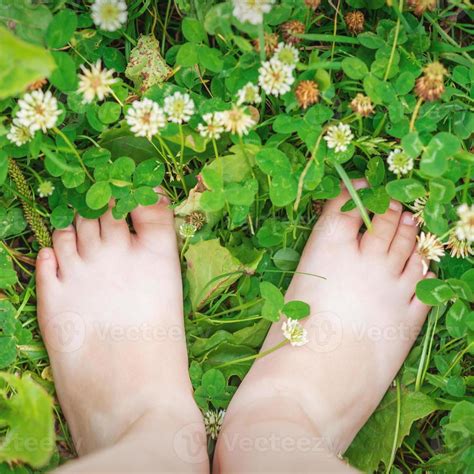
[53,127,94,182]
[215,340,289,369]
[387,378,402,473]
[384,0,403,81]
[409,97,423,132]
[334,163,372,231]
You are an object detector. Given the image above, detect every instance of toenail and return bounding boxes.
[154,187,170,204]
[62,225,75,232]
[401,212,416,226]
[389,200,402,211]
[38,248,52,260]
[352,179,368,190]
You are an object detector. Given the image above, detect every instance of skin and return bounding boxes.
[37,181,433,473]
[214,180,434,473]
[36,191,209,473]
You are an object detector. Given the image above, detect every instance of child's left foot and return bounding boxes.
[36,193,207,469]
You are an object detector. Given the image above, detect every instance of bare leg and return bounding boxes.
[37,192,208,473]
[215,181,433,473]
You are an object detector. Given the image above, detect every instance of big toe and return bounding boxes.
[360,200,402,255]
[314,179,368,245]
[130,189,176,253]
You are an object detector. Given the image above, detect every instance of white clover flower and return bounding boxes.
[410,196,427,227]
[324,123,354,153]
[282,318,308,347]
[126,98,166,139]
[236,82,261,106]
[179,222,197,239]
[232,0,275,25]
[91,0,128,31]
[204,409,225,440]
[455,204,474,243]
[219,105,256,137]
[447,232,473,259]
[77,60,117,104]
[16,90,61,133]
[258,58,295,97]
[197,113,225,140]
[7,119,34,146]
[37,181,55,198]
[164,92,195,124]
[273,42,299,68]
[387,149,414,176]
[416,232,445,275]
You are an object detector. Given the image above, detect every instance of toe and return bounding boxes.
[52,226,80,274]
[75,215,101,258]
[410,271,436,322]
[99,202,131,244]
[360,200,402,254]
[388,212,419,274]
[315,179,367,244]
[130,191,176,253]
[36,247,59,288]
[402,250,425,285]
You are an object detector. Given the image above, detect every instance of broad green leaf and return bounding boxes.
[273,248,300,271]
[45,9,77,48]
[0,373,55,468]
[49,51,77,92]
[420,133,461,177]
[50,205,74,229]
[86,181,112,210]
[269,174,298,207]
[182,17,207,43]
[346,389,438,472]
[341,57,368,80]
[185,239,261,310]
[385,178,426,202]
[176,42,198,67]
[201,369,226,397]
[0,26,55,99]
[282,301,310,320]
[0,251,17,289]
[429,178,455,203]
[401,132,423,158]
[255,148,291,176]
[415,279,455,305]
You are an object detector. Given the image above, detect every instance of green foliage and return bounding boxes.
[0,0,472,471]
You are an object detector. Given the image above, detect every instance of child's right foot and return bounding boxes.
[216,181,434,471]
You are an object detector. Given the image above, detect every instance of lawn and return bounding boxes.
[0,0,473,472]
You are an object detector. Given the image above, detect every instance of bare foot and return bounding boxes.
[36,192,207,471]
[215,180,433,472]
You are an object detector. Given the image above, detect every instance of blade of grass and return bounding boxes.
[333,163,372,231]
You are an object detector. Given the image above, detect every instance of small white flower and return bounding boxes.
[410,196,427,227]
[16,90,61,133]
[126,98,166,139]
[236,82,261,106]
[455,204,474,243]
[258,58,295,97]
[179,222,197,239]
[204,410,225,440]
[91,0,128,31]
[37,181,55,198]
[387,149,414,176]
[164,92,195,124]
[324,123,354,153]
[273,42,299,68]
[282,318,308,347]
[219,105,256,137]
[416,232,445,275]
[7,119,34,146]
[447,232,473,259]
[197,113,225,140]
[77,60,117,104]
[232,0,275,25]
